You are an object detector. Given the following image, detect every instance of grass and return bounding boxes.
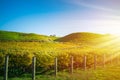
[1,65,120,80]
[0,30,120,80]
[0,30,57,42]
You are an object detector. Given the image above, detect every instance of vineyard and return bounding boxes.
[0,31,120,80]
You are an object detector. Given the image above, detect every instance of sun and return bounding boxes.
[102,20,120,36]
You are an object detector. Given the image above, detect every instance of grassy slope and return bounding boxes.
[0,30,113,45]
[56,32,113,45]
[57,32,102,41]
[0,30,119,80]
[1,65,120,80]
[0,30,57,42]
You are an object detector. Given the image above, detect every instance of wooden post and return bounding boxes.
[117,55,119,65]
[4,55,9,80]
[103,54,105,68]
[54,57,57,77]
[70,56,73,74]
[83,55,86,71]
[32,57,36,80]
[94,55,97,70]
[110,55,112,65]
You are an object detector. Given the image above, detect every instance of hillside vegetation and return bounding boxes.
[0,30,113,44]
[57,32,113,45]
[0,30,57,42]
[0,30,120,79]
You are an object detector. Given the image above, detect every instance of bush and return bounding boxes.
[8,53,33,77]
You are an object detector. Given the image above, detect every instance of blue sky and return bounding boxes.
[0,0,120,36]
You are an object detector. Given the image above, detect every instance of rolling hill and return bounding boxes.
[0,30,114,45]
[56,32,112,45]
[0,30,57,42]
[0,30,119,80]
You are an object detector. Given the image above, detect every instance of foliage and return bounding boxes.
[0,30,57,42]
[56,32,113,45]
[0,30,119,77]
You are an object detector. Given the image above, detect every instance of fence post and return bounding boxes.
[117,55,119,65]
[32,56,36,80]
[54,57,57,77]
[110,55,112,65]
[4,55,9,80]
[70,56,73,74]
[83,55,86,71]
[103,54,105,68]
[94,55,97,70]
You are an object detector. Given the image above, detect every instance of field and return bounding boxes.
[0,31,120,80]
[1,65,120,80]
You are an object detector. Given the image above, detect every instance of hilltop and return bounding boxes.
[0,30,114,45]
[56,32,112,45]
[0,30,57,42]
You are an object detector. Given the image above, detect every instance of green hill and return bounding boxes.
[0,30,119,79]
[0,30,57,42]
[56,32,112,44]
[0,30,113,45]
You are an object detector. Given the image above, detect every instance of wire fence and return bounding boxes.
[0,54,120,80]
